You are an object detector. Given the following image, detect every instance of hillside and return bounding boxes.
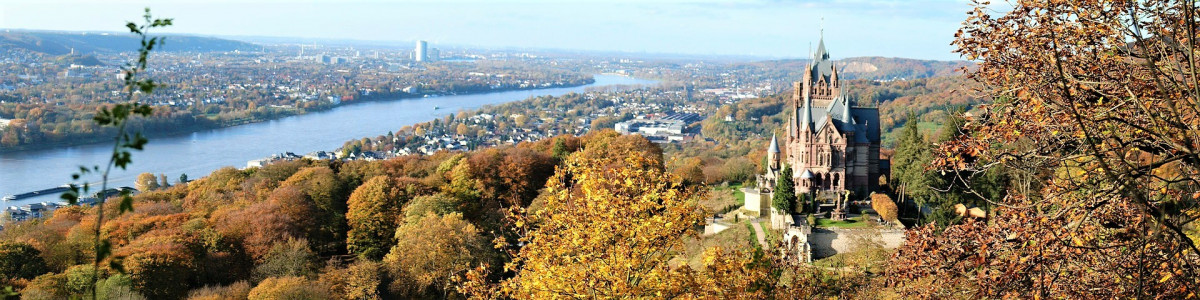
[737,57,973,82]
[0,30,259,55]
[702,75,984,148]
[837,57,973,80]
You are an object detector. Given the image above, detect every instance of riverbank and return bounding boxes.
[0,78,595,154]
[0,74,654,209]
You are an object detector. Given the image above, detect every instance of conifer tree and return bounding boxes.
[772,164,796,213]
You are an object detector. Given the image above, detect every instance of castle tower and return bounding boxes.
[768,134,781,170]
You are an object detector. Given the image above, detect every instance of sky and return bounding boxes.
[0,0,974,60]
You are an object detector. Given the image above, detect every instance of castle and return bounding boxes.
[763,35,882,198]
[738,36,886,263]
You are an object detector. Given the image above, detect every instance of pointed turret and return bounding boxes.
[841,94,854,131]
[767,134,781,171]
[769,135,780,153]
[801,93,813,131]
[842,95,851,118]
[802,63,813,97]
[810,31,834,85]
[814,33,828,61]
[830,63,839,87]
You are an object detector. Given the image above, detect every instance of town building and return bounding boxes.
[613,113,700,143]
[4,202,63,223]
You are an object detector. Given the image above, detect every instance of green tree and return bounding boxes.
[772,164,796,213]
[550,137,569,160]
[0,242,49,283]
[890,114,937,222]
[402,193,459,223]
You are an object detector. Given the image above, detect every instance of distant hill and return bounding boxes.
[837,57,973,80]
[0,30,259,55]
[746,57,974,81]
[54,53,104,66]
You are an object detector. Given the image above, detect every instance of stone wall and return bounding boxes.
[808,227,905,259]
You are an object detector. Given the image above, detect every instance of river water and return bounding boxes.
[0,74,655,207]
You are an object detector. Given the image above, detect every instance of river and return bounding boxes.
[0,74,655,208]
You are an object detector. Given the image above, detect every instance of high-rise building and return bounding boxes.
[414,40,428,62]
[428,47,440,62]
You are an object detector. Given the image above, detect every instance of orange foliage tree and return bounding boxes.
[889,0,1200,298]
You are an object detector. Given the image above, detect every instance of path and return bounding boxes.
[750,219,769,249]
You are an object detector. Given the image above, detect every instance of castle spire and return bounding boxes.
[815,24,828,61]
[801,92,813,131]
[768,133,781,171]
[842,94,853,129]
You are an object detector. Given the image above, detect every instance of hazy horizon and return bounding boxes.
[1,0,972,60]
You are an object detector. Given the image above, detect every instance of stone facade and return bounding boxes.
[741,188,771,217]
[785,36,882,197]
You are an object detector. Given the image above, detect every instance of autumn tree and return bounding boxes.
[456,123,471,136]
[318,261,383,300]
[476,140,709,298]
[213,185,317,260]
[116,230,202,299]
[887,0,1200,297]
[247,276,332,300]
[135,172,160,191]
[185,281,251,300]
[384,212,489,298]
[869,192,898,224]
[403,193,460,223]
[253,238,318,280]
[279,166,347,254]
[675,157,707,185]
[346,176,425,260]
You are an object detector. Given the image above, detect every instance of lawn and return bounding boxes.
[701,183,744,214]
[815,218,873,229]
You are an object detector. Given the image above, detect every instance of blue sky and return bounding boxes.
[0,0,973,60]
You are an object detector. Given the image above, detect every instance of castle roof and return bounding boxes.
[768,135,780,153]
[793,35,881,144]
[798,96,881,143]
[810,34,835,83]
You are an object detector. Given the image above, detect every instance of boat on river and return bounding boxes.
[3,185,70,201]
